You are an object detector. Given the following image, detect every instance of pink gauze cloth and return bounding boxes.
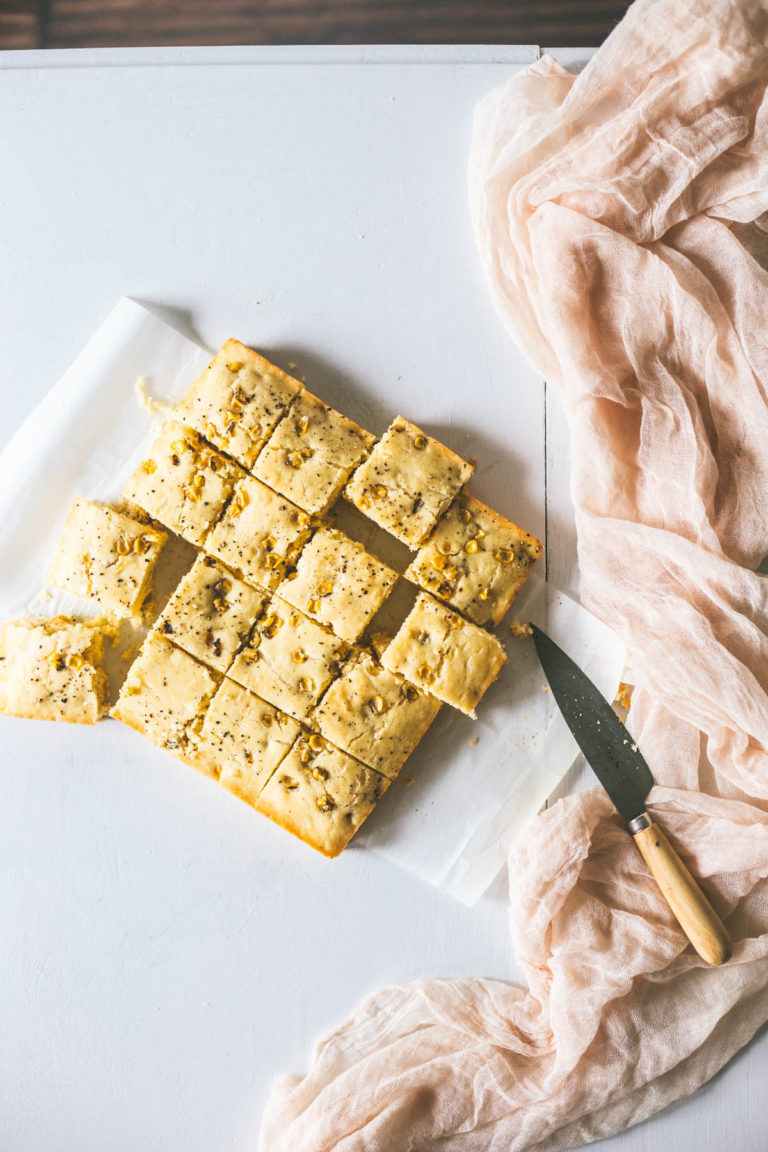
[259,0,768,1148]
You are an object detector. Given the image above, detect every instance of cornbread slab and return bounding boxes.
[405,491,542,626]
[47,498,167,620]
[277,526,398,644]
[252,389,375,515]
[177,338,302,470]
[123,422,243,547]
[190,678,300,799]
[313,651,440,778]
[381,592,507,716]
[0,615,112,724]
[345,416,475,548]
[228,595,347,720]
[204,474,312,591]
[255,733,390,857]
[111,632,219,757]
[153,555,267,674]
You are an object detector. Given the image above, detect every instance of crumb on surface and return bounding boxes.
[615,682,633,710]
[509,620,533,638]
[469,737,478,746]
[403,776,415,787]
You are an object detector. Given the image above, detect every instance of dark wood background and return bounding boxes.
[2,0,631,51]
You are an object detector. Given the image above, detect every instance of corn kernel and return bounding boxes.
[67,653,84,670]
[308,734,324,749]
[264,534,276,551]
[185,488,201,503]
[261,711,275,727]
[141,459,157,475]
[464,539,479,554]
[437,541,458,556]
[431,554,447,571]
[298,742,313,764]
[414,434,427,449]
[317,581,333,597]
[308,598,321,614]
[286,451,303,469]
[265,553,283,570]
[449,615,463,630]
[373,484,387,499]
[316,794,335,813]
[478,589,491,601]
[228,360,244,371]
[443,565,458,581]
[280,775,298,790]
[474,528,486,539]
[402,684,418,701]
[169,439,187,455]
[213,596,228,612]
[192,473,206,489]
[115,536,132,556]
[297,415,309,435]
[293,648,308,663]
[460,508,472,524]
[497,548,515,564]
[417,663,434,683]
[133,535,151,554]
[312,766,330,781]
[370,695,385,714]
[50,652,66,671]
[206,423,219,442]
[299,677,316,694]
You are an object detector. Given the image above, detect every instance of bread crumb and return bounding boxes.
[403,775,415,787]
[135,377,175,419]
[615,682,633,711]
[469,737,478,747]
[541,684,550,692]
[510,620,533,638]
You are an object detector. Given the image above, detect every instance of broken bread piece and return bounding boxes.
[381,592,507,716]
[0,615,112,724]
[252,389,375,515]
[276,526,397,644]
[122,422,243,547]
[177,339,302,470]
[313,650,440,779]
[47,498,167,619]
[255,733,390,857]
[204,474,312,591]
[189,678,300,797]
[345,416,474,548]
[110,632,219,758]
[404,491,542,626]
[228,595,347,721]
[153,555,267,674]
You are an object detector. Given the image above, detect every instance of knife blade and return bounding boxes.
[531,623,732,966]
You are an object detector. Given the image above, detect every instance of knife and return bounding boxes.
[531,624,732,966]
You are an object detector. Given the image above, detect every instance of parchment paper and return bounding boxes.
[0,298,625,903]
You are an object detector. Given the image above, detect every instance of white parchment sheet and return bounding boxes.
[0,298,625,904]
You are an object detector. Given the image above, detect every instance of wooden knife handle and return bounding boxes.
[631,817,732,966]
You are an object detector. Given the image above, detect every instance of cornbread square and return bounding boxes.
[204,474,312,591]
[123,422,243,547]
[276,526,398,644]
[313,651,440,778]
[345,416,475,547]
[228,595,347,720]
[252,389,376,515]
[404,492,543,626]
[189,679,300,796]
[255,734,390,857]
[47,498,167,619]
[0,615,111,724]
[381,592,507,717]
[153,555,267,674]
[177,339,302,470]
[110,632,219,757]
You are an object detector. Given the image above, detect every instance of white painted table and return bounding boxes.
[0,44,764,1152]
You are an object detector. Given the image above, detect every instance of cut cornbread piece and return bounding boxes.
[252,389,376,515]
[381,592,507,717]
[276,526,398,644]
[345,416,475,548]
[404,491,542,626]
[255,733,390,857]
[110,632,219,757]
[177,338,303,470]
[189,678,300,798]
[123,422,243,547]
[153,555,267,674]
[313,651,440,778]
[228,595,347,720]
[47,498,167,620]
[0,615,111,724]
[204,474,312,591]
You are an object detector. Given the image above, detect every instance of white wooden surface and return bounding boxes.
[0,44,765,1152]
